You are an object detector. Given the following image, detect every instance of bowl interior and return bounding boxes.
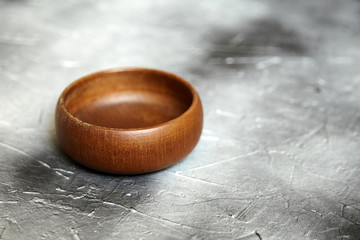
[63,70,194,129]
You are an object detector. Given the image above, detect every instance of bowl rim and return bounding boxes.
[58,67,200,132]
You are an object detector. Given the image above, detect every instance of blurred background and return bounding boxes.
[0,0,360,239]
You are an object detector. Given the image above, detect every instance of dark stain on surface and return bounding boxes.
[210,18,307,57]
[190,17,309,74]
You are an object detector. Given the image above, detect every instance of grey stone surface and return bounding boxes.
[0,0,360,239]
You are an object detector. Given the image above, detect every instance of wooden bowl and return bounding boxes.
[55,68,203,174]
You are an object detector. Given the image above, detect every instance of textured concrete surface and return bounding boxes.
[1,0,360,239]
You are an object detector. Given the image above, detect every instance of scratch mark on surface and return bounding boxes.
[103,200,228,234]
[183,150,260,172]
[0,182,13,188]
[157,189,184,198]
[129,207,229,234]
[64,194,85,200]
[326,57,353,65]
[316,227,340,234]
[213,56,279,65]
[0,141,51,169]
[0,35,37,45]
[4,216,19,226]
[341,204,346,217]
[289,165,295,186]
[170,172,265,198]
[256,56,282,69]
[255,231,263,240]
[171,172,225,187]
[56,187,67,193]
[332,212,360,226]
[235,231,262,240]
[233,200,257,220]
[323,113,329,145]
[178,197,254,207]
[300,168,349,186]
[295,124,324,147]
[263,146,273,168]
[103,181,121,200]
[53,168,74,175]
[0,200,18,204]
[87,210,95,218]
[215,109,243,119]
[70,228,81,240]
[31,197,73,211]
[0,226,5,239]
[23,191,41,195]
[38,161,51,169]
[103,201,128,210]
[310,209,323,217]
[55,171,70,180]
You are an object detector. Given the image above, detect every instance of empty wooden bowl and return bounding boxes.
[55,68,203,174]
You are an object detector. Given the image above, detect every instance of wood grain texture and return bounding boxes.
[55,68,203,174]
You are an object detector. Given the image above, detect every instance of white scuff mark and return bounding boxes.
[310,209,323,217]
[295,124,324,147]
[232,200,257,220]
[87,210,95,217]
[103,201,129,211]
[0,182,13,188]
[53,168,74,175]
[171,172,224,188]
[38,160,51,169]
[215,109,243,119]
[184,150,260,172]
[157,190,166,196]
[256,56,282,69]
[77,186,86,190]
[229,33,245,45]
[55,171,70,180]
[225,57,235,64]
[31,197,73,211]
[130,207,137,214]
[327,57,353,65]
[0,34,38,45]
[70,228,81,240]
[221,56,281,66]
[222,56,262,65]
[65,194,85,200]
[289,165,295,186]
[128,207,229,234]
[216,56,315,66]
[0,141,52,169]
[0,200,18,204]
[4,216,19,226]
[156,189,185,198]
[55,187,67,193]
[23,191,40,195]
[61,60,79,68]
